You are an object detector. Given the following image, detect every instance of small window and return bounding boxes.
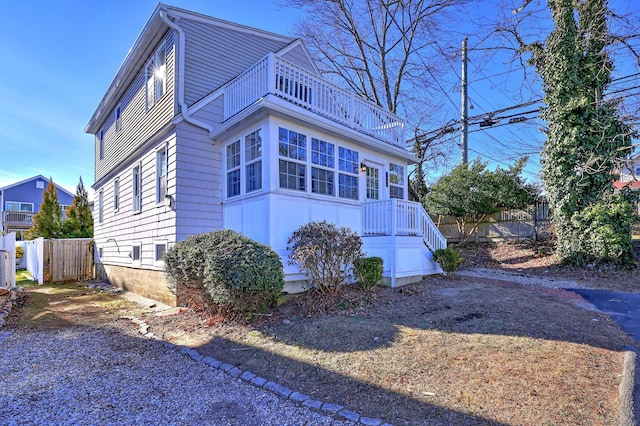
[98,190,103,224]
[98,129,104,160]
[226,140,241,198]
[131,244,141,264]
[154,243,166,263]
[115,105,122,132]
[146,43,167,109]
[389,163,405,199]
[156,146,168,204]
[113,179,119,211]
[133,163,142,213]
[6,202,34,212]
[36,180,45,189]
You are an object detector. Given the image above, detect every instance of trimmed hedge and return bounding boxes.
[164,230,284,320]
[354,257,384,290]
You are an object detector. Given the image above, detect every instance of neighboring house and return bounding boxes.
[614,152,640,214]
[0,175,75,240]
[86,4,446,306]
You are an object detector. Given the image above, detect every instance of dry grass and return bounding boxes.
[144,276,635,425]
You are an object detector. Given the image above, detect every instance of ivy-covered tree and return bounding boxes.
[524,0,636,267]
[425,158,537,243]
[62,177,93,238]
[26,178,63,239]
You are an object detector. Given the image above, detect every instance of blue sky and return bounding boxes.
[0,0,302,195]
[1,1,638,196]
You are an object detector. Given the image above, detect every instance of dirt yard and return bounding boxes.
[7,242,639,425]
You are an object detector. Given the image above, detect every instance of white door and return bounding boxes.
[365,163,382,200]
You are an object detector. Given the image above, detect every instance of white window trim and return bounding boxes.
[146,42,167,111]
[132,162,142,214]
[98,129,104,160]
[115,104,122,133]
[98,190,103,224]
[5,201,34,212]
[113,178,120,213]
[153,240,168,266]
[156,143,169,205]
[131,242,142,266]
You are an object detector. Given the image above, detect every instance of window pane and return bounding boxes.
[311,138,335,168]
[246,161,262,193]
[227,170,241,197]
[245,130,262,162]
[338,147,358,174]
[155,244,166,262]
[279,127,306,160]
[312,167,335,196]
[279,159,306,191]
[226,140,240,169]
[339,174,358,200]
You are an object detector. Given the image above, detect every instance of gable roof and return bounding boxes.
[85,4,294,134]
[0,175,75,198]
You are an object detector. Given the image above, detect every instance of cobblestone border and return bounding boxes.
[124,316,392,426]
[0,290,16,327]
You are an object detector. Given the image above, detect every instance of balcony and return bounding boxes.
[223,53,405,148]
[2,211,34,229]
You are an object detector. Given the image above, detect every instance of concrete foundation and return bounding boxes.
[97,263,177,307]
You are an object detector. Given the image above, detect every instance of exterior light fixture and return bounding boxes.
[360,162,367,172]
[164,194,172,208]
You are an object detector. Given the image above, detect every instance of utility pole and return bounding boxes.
[461,36,468,165]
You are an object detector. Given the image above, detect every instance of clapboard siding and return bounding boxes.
[181,18,291,106]
[94,134,177,270]
[174,121,223,241]
[95,30,177,183]
[280,44,317,73]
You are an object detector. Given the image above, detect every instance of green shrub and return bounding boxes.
[164,230,284,320]
[288,221,363,294]
[433,247,461,274]
[353,257,384,290]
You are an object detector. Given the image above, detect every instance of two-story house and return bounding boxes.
[0,175,75,240]
[86,4,446,306]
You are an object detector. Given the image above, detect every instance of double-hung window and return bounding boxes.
[311,138,335,196]
[156,145,168,204]
[146,43,167,109]
[338,147,359,200]
[245,130,262,193]
[278,127,307,191]
[389,163,405,199]
[132,163,142,213]
[115,105,122,132]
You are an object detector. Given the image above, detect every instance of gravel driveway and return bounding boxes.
[0,324,352,426]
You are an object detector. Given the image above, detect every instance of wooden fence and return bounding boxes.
[433,203,551,243]
[43,238,93,282]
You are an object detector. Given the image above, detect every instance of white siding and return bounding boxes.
[95,30,177,183]
[94,134,177,270]
[174,122,223,241]
[181,18,291,106]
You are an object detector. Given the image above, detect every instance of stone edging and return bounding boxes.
[0,290,16,327]
[619,347,639,426]
[124,316,392,426]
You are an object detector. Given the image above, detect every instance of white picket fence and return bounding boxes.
[0,233,16,288]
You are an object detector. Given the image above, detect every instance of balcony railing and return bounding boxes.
[3,211,34,228]
[362,199,447,253]
[223,53,406,148]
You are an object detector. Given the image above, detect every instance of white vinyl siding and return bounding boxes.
[98,129,104,161]
[181,18,291,106]
[131,243,141,265]
[94,30,175,183]
[115,105,122,132]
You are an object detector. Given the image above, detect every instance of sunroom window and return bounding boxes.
[338,147,359,200]
[245,130,262,193]
[226,140,241,198]
[389,163,405,199]
[225,129,263,198]
[278,127,306,191]
[311,138,334,196]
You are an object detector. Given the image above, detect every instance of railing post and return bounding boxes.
[267,52,276,96]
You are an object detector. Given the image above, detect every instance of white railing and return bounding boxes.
[2,211,34,227]
[223,53,405,148]
[362,199,447,252]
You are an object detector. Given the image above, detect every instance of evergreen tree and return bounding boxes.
[26,178,63,239]
[525,0,636,267]
[62,177,94,238]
